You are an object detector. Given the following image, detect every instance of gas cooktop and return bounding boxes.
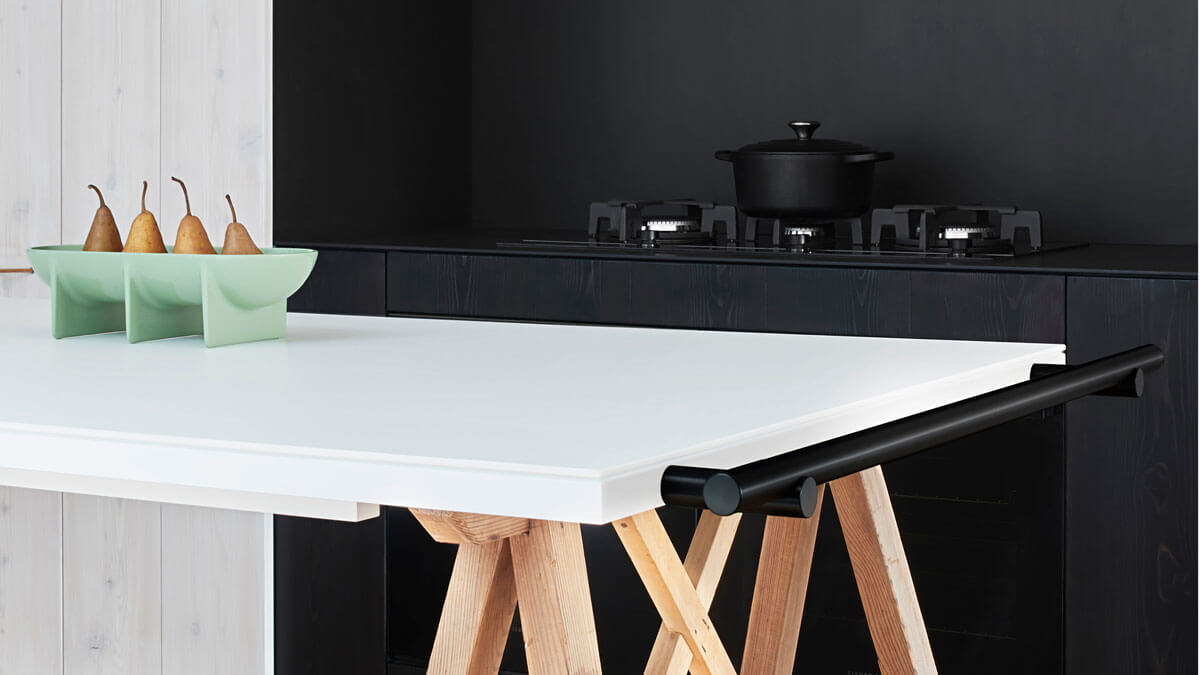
[498,199,1086,261]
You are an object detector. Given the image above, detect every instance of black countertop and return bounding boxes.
[277,228,1197,280]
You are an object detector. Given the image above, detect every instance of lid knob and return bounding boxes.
[788,120,820,141]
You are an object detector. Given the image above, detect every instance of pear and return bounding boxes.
[82,185,123,252]
[123,181,167,253]
[170,177,215,254]
[220,194,261,255]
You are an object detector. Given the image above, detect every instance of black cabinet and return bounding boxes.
[275,515,387,675]
[1064,278,1197,674]
[290,249,387,316]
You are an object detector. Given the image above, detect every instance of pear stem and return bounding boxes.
[171,176,191,215]
[87,184,105,208]
[141,180,148,212]
[225,194,237,223]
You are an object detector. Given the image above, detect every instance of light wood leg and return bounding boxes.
[613,510,737,675]
[829,466,937,675]
[510,520,602,674]
[427,538,518,675]
[741,485,826,675]
[646,510,742,675]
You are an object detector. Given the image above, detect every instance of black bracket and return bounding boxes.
[661,345,1164,518]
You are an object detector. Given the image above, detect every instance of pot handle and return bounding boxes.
[788,121,820,140]
[715,150,734,161]
[844,151,895,164]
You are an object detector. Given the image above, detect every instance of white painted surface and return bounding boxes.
[0,297,1064,523]
[0,0,60,298]
[62,494,162,675]
[0,466,377,521]
[161,0,270,247]
[161,505,266,675]
[0,487,62,675]
[61,0,161,248]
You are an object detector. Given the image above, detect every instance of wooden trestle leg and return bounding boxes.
[646,510,743,675]
[510,520,602,674]
[741,466,937,675]
[427,538,518,674]
[742,486,826,675]
[829,466,936,675]
[412,509,602,675]
[613,510,738,675]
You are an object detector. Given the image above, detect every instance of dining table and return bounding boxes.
[0,296,1159,674]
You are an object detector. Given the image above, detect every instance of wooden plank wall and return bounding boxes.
[0,487,62,675]
[3,0,271,301]
[0,491,271,675]
[0,3,274,672]
[62,495,163,675]
[161,0,270,251]
[0,0,60,298]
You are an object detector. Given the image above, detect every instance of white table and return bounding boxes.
[0,297,1063,674]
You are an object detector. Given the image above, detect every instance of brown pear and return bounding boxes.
[123,181,167,253]
[220,195,261,255]
[82,185,123,251]
[170,177,215,254]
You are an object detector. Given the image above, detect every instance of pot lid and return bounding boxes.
[735,121,874,155]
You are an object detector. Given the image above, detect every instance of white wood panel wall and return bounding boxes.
[61,0,162,247]
[5,0,271,298]
[2,2,275,672]
[0,0,60,298]
[162,506,269,675]
[27,494,271,675]
[161,0,270,247]
[0,487,62,675]
[62,495,163,675]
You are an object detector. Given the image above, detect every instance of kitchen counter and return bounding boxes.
[276,228,1197,280]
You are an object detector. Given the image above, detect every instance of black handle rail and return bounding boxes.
[661,344,1164,518]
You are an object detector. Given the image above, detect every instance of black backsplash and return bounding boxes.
[276,0,1197,246]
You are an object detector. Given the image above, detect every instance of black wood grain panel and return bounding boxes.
[288,249,387,316]
[387,252,632,324]
[762,267,910,337]
[275,514,387,675]
[1065,278,1197,675]
[910,272,1065,342]
[627,261,765,330]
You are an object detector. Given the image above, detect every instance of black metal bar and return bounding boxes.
[661,344,1164,517]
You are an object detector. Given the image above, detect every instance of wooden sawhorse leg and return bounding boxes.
[643,510,742,674]
[613,510,738,675]
[412,509,602,674]
[742,465,938,675]
[413,507,742,675]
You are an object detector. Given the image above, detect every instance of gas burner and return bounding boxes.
[644,218,700,232]
[588,200,737,246]
[941,226,996,240]
[744,215,865,252]
[870,205,1042,256]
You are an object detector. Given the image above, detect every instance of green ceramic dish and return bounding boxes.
[27,245,318,347]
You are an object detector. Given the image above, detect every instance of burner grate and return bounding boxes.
[869,205,1042,256]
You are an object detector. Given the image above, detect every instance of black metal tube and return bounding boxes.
[662,344,1163,516]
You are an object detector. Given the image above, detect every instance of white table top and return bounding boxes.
[0,297,1063,523]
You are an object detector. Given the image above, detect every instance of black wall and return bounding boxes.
[471,0,1197,244]
[275,0,1197,246]
[274,1,472,244]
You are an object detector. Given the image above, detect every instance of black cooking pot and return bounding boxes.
[715,121,893,218]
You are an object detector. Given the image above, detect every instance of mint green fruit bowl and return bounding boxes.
[27,245,317,347]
